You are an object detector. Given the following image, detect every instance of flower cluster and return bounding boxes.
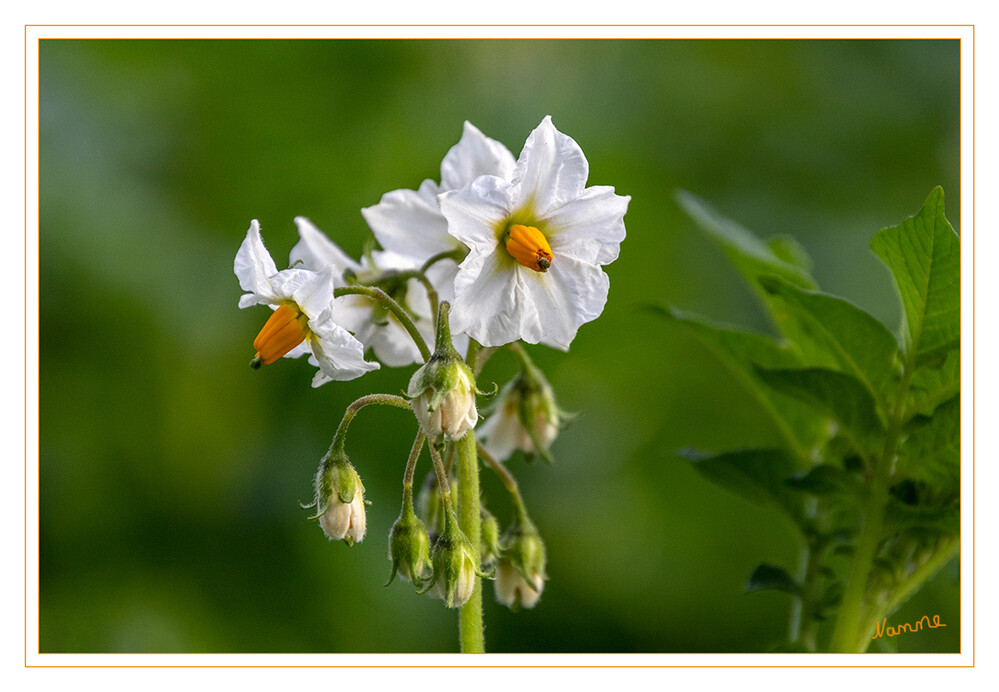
[235,117,628,615]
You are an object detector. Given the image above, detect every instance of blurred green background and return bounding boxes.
[39,39,960,653]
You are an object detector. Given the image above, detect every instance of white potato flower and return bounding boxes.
[234,220,379,386]
[361,121,517,307]
[439,116,629,349]
[291,216,435,367]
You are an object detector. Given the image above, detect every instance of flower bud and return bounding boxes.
[387,500,432,586]
[477,358,564,463]
[480,508,500,570]
[407,302,478,441]
[427,510,478,608]
[495,519,547,610]
[312,448,367,546]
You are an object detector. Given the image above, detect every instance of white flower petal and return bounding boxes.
[439,177,513,253]
[449,249,526,346]
[307,316,380,386]
[362,181,460,260]
[288,265,340,322]
[290,217,360,275]
[440,121,517,191]
[512,116,589,216]
[477,401,522,462]
[543,186,629,266]
[234,220,279,305]
[534,255,610,350]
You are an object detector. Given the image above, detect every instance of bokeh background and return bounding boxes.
[39,39,960,653]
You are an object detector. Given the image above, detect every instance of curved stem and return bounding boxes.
[456,431,485,653]
[330,393,412,454]
[402,432,426,505]
[335,285,431,362]
[427,441,453,501]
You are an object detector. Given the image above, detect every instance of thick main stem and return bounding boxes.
[828,365,915,652]
[456,431,484,653]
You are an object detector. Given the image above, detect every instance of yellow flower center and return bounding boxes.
[505,224,553,273]
[251,303,308,367]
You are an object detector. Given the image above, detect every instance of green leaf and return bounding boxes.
[759,276,900,404]
[654,306,828,458]
[676,189,817,290]
[785,464,860,496]
[746,563,802,596]
[871,187,960,365]
[755,367,885,454]
[897,394,960,492]
[680,447,803,524]
[908,348,959,419]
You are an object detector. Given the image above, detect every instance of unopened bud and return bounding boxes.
[477,360,564,463]
[407,302,478,441]
[427,510,478,608]
[387,500,432,586]
[495,519,547,610]
[480,508,500,570]
[312,448,366,546]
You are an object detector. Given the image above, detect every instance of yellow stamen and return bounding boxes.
[506,224,553,273]
[252,304,308,366]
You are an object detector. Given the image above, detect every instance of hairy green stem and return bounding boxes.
[330,393,412,454]
[456,431,485,653]
[402,432,426,505]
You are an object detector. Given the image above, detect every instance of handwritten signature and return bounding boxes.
[872,614,947,640]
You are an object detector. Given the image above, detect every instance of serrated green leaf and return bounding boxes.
[679,447,804,524]
[676,189,817,290]
[755,367,885,455]
[654,306,827,458]
[897,394,960,492]
[871,187,960,365]
[759,276,900,405]
[908,349,959,419]
[746,563,802,596]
